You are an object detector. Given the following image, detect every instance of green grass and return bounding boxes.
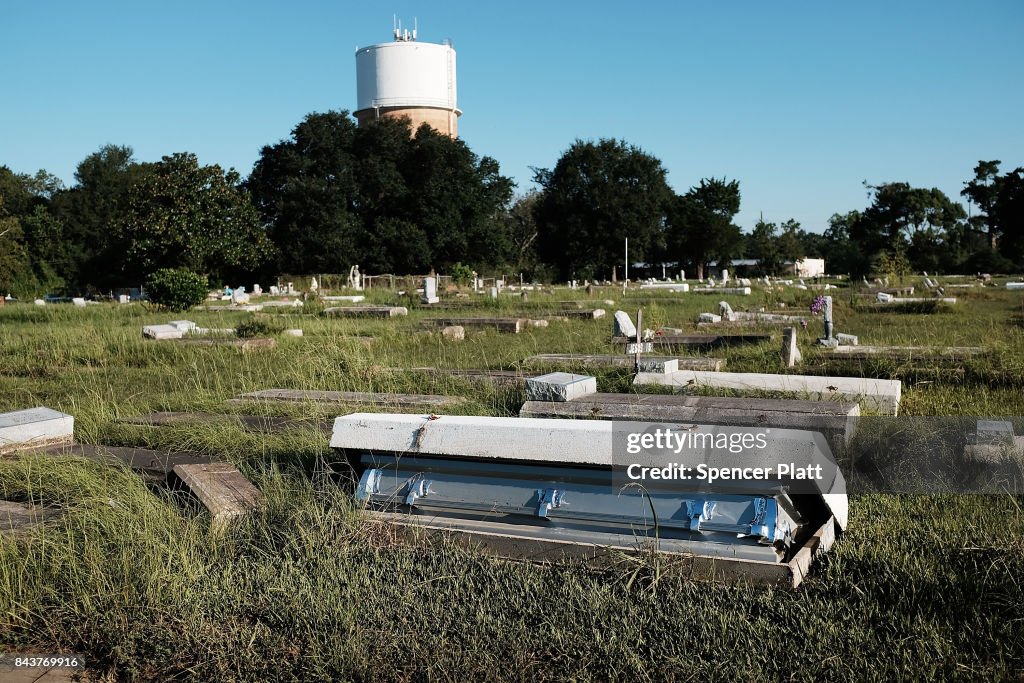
[1,282,1024,681]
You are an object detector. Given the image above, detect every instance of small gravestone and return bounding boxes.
[143,324,184,340]
[489,286,498,299]
[721,269,729,286]
[613,311,637,338]
[269,285,280,295]
[441,325,465,341]
[0,407,74,454]
[836,333,859,346]
[698,313,722,323]
[169,320,197,333]
[525,372,597,402]
[253,284,263,295]
[232,287,250,305]
[718,301,735,321]
[422,277,439,304]
[782,327,802,368]
[72,297,87,307]
[284,329,303,337]
[118,294,130,304]
[310,277,319,293]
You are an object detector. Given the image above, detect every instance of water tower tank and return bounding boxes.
[355,25,461,137]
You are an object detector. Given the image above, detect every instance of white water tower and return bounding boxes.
[354,20,461,137]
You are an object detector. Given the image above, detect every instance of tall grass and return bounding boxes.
[0,283,1023,680]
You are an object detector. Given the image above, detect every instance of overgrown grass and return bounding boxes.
[1,282,1023,680]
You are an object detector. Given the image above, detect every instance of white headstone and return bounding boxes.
[877,292,894,303]
[698,313,722,323]
[232,287,250,305]
[718,301,735,321]
[489,287,498,299]
[269,286,280,295]
[309,277,319,293]
[525,372,598,402]
[72,297,87,307]
[0,407,74,453]
[118,294,130,304]
[253,284,262,296]
[613,311,637,338]
[441,325,465,341]
[34,299,46,306]
[782,327,802,368]
[721,269,729,285]
[421,277,439,304]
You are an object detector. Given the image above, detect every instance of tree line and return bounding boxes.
[1,110,1022,297]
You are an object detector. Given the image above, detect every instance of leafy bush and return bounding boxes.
[236,317,284,338]
[450,262,474,286]
[144,268,209,312]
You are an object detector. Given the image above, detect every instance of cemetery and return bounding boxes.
[2,273,1023,679]
[2,4,1022,678]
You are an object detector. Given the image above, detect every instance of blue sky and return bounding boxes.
[2,1,1021,232]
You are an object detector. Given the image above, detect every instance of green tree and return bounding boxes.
[0,167,66,296]
[747,219,781,275]
[119,153,274,282]
[777,218,805,264]
[248,111,514,275]
[961,160,1002,249]
[52,145,152,290]
[533,138,671,281]
[994,167,1024,267]
[664,178,742,280]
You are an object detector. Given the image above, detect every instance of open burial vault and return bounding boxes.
[331,413,847,587]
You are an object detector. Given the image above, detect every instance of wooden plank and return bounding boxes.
[324,306,408,318]
[520,393,860,445]
[830,345,985,360]
[526,353,725,372]
[173,462,262,525]
[120,412,330,434]
[613,334,769,348]
[173,337,277,351]
[385,367,537,388]
[424,317,526,333]
[635,370,901,415]
[230,389,465,408]
[33,443,210,480]
[0,500,59,535]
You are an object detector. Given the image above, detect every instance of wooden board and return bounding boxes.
[0,500,59,535]
[173,337,277,351]
[173,462,262,524]
[324,306,407,318]
[526,354,725,372]
[230,389,465,408]
[34,444,210,481]
[830,345,985,360]
[120,412,331,434]
[613,334,770,348]
[424,317,526,333]
[385,368,537,388]
[519,393,860,445]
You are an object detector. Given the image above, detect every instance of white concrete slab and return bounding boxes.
[0,407,74,453]
[634,370,902,415]
[143,324,184,340]
[525,372,598,402]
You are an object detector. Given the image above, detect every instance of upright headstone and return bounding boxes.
[421,277,439,304]
[118,294,129,304]
[721,269,729,286]
[72,297,87,307]
[309,277,319,293]
[232,287,250,305]
[252,284,262,296]
[718,301,735,322]
[782,327,801,368]
[489,286,498,299]
[613,310,637,338]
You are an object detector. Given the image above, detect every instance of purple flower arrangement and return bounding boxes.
[810,295,827,315]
